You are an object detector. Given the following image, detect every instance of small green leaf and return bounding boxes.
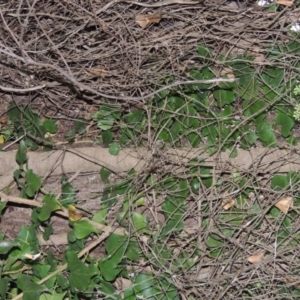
[102,130,114,147]
[0,201,7,217]
[100,167,110,184]
[109,142,119,156]
[39,194,61,222]
[256,121,277,147]
[43,119,57,134]
[25,169,42,197]
[92,207,108,224]
[39,291,67,300]
[60,178,77,206]
[16,140,28,167]
[276,110,294,138]
[75,118,86,135]
[132,212,150,234]
[74,220,99,239]
[271,175,288,191]
[197,44,211,59]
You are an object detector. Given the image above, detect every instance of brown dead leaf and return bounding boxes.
[220,67,235,79]
[248,253,264,264]
[86,66,108,78]
[275,196,293,214]
[222,190,235,210]
[222,198,235,210]
[276,0,294,6]
[136,13,161,29]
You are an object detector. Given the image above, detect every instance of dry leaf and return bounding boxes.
[86,67,107,78]
[276,0,294,6]
[275,196,293,214]
[248,253,264,264]
[68,205,83,222]
[222,198,235,210]
[220,67,235,79]
[24,253,41,260]
[222,190,235,210]
[136,13,161,29]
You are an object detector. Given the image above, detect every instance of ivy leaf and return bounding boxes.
[98,258,123,282]
[67,251,96,291]
[39,194,61,222]
[25,169,42,197]
[17,275,47,300]
[73,220,99,239]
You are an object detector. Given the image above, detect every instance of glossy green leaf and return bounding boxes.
[25,169,42,197]
[92,207,108,224]
[74,220,99,239]
[0,240,20,254]
[124,109,144,124]
[39,194,61,222]
[109,142,119,156]
[99,258,123,282]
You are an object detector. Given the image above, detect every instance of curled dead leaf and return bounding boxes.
[248,253,264,264]
[222,198,235,210]
[68,205,83,222]
[275,196,293,214]
[276,0,294,6]
[136,13,161,29]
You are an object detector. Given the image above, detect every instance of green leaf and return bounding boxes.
[213,89,235,108]
[73,118,86,134]
[197,44,211,59]
[73,220,99,239]
[39,194,61,222]
[255,120,277,147]
[92,207,108,224]
[16,140,28,167]
[276,110,294,138]
[102,130,114,147]
[60,178,77,206]
[17,275,47,300]
[133,274,159,299]
[109,142,119,156]
[132,212,150,234]
[39,291,67,300]
[67,251,96,291]
[271,175,288,191]
[25,169,42,197]
[43,119,57,134]
[100,167,111,184]
[0,240,20,254]
[124,109,144,124]
[92,104,121,131]
[98,258,123,282]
